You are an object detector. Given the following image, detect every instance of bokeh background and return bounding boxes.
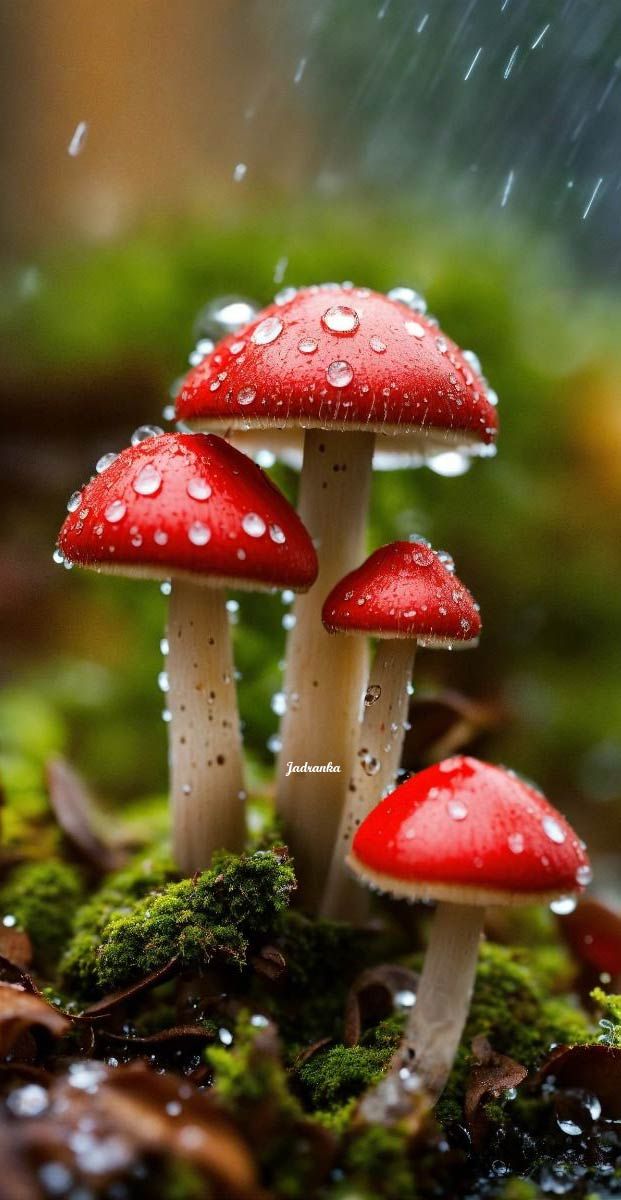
[1,1,620,882]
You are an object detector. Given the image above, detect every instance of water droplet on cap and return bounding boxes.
[131,425,163,446]
[405,320,426,338]
[242,512,266,538]
[187,478,212,501]
[188,521,211,546]
[370,335,387,353]
[321,305,360,334]
[327,360,354,388]
[543,816,566,844]
[67,491,82,513]
[105,499,126,524]
[508,832,525,854]
[447,799,468,820]
[96,452,117,474]
[269,523,286,544]
[238,386,256,406]
[298,336,318,354]
[251,316,283,346]
[133,464,162,496]
[575,864,592,886]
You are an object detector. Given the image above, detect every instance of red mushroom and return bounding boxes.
[176,284,498,907]
[57,432,317,874]
[349,756,591,1103]
[320,541,481,920]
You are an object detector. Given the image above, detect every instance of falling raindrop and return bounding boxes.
[68,120,88,157]
[194,297,258,341]
[233,162,247,182]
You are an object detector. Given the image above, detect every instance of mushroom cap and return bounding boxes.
[349,756,591,906]
[175,285,499,458]
[57,433,318,591]
[321,540,481,647]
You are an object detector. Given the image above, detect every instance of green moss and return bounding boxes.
[61,848,177,993]
[342,1125,417,1200]
[270,910,373,1049]
[590,987,621,1045]
[297,1014,403,1112]
[66,849,294,995]
[0,860,84,973]
[438,942,592,1127]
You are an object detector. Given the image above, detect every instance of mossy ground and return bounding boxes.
[0,808,616,1199]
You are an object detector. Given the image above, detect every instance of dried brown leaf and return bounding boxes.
[0,982,70,1059]
[83,957,180,1016]
[345,963,418,1046]
[46,757,124,873]
[465,1035,527,1147]
[250,944,287,980]
[534,1043,621,1120]
[0,927,32,969]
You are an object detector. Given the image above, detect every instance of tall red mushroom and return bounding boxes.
[350,756,591,1103]
[57,432,317,874]
[320,541,481,920]
[176,284,498,906]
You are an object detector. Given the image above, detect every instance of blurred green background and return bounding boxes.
[1,1,620,877]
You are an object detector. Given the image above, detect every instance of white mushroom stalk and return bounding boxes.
[168,580,245,874]
[320,638,415,921]
[276,428,375,909]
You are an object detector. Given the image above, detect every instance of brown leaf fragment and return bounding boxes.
[250,944,287,980]
[0,982,70,1059]
[0,927,32,969]
[102,1024,216,1048]
[534,1043,621,1120]
[101,1063,261,1196]
[465,1035,527,1147]
[345,963,418,1046]
[46,757,124,872]
[83,956,180,1016]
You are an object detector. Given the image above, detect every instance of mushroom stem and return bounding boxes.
[321,639,416,921]
[168,579,245,874]
[276,428,375,909]
[397,901,483,1101]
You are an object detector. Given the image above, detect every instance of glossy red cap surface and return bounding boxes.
[322,541,481,645]
[176,285,498,449]
[57,433,318,590]
[351,756,590,903]
[560,898,621,976]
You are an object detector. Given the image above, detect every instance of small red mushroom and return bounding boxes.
[320,540,481,920]
[349,756,591,1103]
[176,284,498,908]
[57,432,317,873]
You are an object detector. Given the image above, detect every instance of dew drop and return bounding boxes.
[67,491,82,513]
[154,529,169,546]
[133,464,162,496]
[188,521,211,546]
[131,425,163,446]
[229,339,245,356]
[463,349,482,375]
[321,305,360,334]
[269,523,286,544]
[359,750,380,777]
[405,320,426,338]
[96,452,117,474]
[251,316,283,346]
[508,832,525,854]
[388,286,427,313]
[327,360,354,388]
[187,478,212,501]
[447,799,468,820]
[543,816,566,844]
[242,512,266,538]
[238,386,257,406]
[576,864,593,886]
[52,548,64,565]
[369,335,387,353]
[275,286,297,305]
[298,336,318,354]
[105,499,126,524]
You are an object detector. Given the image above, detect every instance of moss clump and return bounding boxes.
[67,849,295,995]
[297,1014,403,1113]
[270,910,373,1049]
[341,1125,418,1200]
[208,1016,328,1199]
[590,987,621,1045]
[61,848,177,994]
[438,941,592,1127]
[0,859,84,973]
